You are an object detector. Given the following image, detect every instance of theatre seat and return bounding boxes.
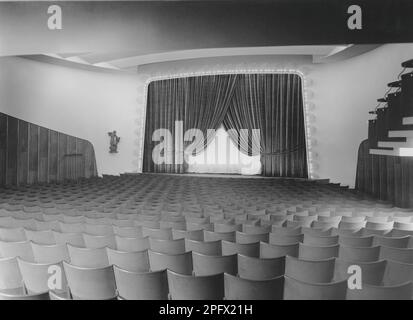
[237,254,285,280]
[67,245,109,268]
[338,245,381,262]
[221,240,260,257]
[167,270,224,300]
[0,240,34,262]
[31,242,70,264]
[260,242,299,258]
[148,250,192,275]
[383,260,413,285]
[285,256,335,283]
[115,236,150,252]
[224,273,284,300]
[17,259,68,294]
[379,246,413,264]
[333,258,386,285]
[63,262,117,300]
[0,291,50,300]
[114,267,168,300]
[298,243,339,260]
[106,248,150,273]
[0,257,24,294]
[346,282,412,300]
[192,252,237,276]
[149,238,186,255]
[283,276,347,300]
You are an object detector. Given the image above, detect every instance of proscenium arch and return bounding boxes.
[137,69,313,178]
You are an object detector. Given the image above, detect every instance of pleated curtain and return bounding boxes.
[143,73,307,178]
[223,74,308,177]
[143,75,238,173]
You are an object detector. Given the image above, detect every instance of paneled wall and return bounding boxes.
[355,140,413,208]
[0,112,97,186]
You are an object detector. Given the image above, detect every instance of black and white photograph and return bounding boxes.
[0,0,413,307]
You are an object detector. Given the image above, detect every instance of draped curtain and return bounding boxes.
[143,75,238,173]
[143,73,307,178]
[223,74,308,177]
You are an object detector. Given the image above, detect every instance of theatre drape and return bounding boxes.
[143,73,307,178]
[223,74,308,178]
[143,75,238,173]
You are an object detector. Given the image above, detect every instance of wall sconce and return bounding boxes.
[108,130,120,153]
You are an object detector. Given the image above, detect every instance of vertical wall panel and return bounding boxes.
[17,120,28,185]
[0,114,8,185]
[39,127,49,183]
[7,117,18,185]
[0,112,97,186]
[28,124,39,184]
[49,131,58,182]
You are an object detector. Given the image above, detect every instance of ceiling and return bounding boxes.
[22,44,381,73]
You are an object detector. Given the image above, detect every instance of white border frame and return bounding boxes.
[138,69,313,178]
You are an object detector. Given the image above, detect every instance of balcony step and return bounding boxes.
[388,130,413,138]
[403,117,413,125]
[370,149,398,156]
[378,141,412,148]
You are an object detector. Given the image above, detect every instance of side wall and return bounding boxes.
[0,112,97,185]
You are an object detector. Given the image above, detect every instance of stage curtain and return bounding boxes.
[223,74,308,178]
[143,75,238,173]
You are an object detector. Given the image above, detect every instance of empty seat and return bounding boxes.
[383,260,413,285]
[303,234,338,246]
[148,250,192,275]
[0,257,24,294]
[0,227,26,242]
[172,229,204,241]
[333,258,386,285]
[149,238,186,255]
[0,240,34,261]
[338,245,381,262]
[298,243,339,260]
[114,267,168,300]
[346,282,412,300]
[83,234,116,249]
[338,221,366,230]
[53,231,85,247]
[115,236,150,252]
[184,239,221,256]
[242,224,271,235]
[271,226,302,236]
[106,247,149,272]
[63,262,117,300]
[260,242,299,258]
[301,227,334,237]
[221,240,259,258]
[142,227,173,240]
[59,222,85,233]
[285,255,335,283]
[167,270,224,300]
[237,254,285,280]
[380,246,413,264]
[213,223,242,233]
[203,230,235,242]
[24,230,56,245]
[31,242,70,264]
[338,235,374,247]
[374,236,410,248]
[0,291,50,300]
[67,245,109,268]
[283,276,347,300]
[17,259,68,294]
[224,273,284,300]
[85,224,114,236]
[113,226,142,238]
[235,231,269,244]
[269,233,304,245]
[192,252,237,276]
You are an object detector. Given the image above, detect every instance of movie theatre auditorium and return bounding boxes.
[1,4,413,301]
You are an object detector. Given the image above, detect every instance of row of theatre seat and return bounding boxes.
[1,251,412,300]
[0,175,412,299]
